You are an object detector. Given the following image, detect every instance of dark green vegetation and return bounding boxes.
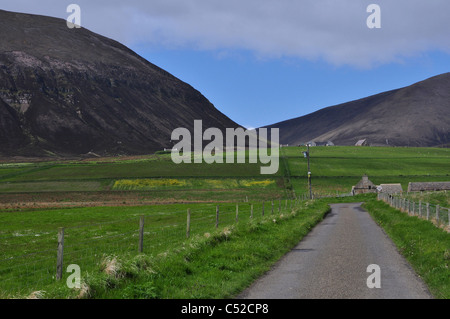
[363,199,450,299]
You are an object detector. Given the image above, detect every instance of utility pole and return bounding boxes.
[303,144,312,199]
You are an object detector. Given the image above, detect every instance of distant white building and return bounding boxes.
[355,139,368,146]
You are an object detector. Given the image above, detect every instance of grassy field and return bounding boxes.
[46,199,332,299]
[285,146,449,196]
[402,191,450,208]
[0,198,321,298]
[0,146,448,202]
[0,146,448,298]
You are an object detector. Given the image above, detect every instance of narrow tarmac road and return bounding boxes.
[239,203,433,299]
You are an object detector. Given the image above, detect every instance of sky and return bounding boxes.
[1,0,450,129]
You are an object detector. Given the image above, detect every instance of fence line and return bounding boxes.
[378,192,450,229]
[0,198,304,296]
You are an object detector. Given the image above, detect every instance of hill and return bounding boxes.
[0,10,238,157]
[266,73,450,147]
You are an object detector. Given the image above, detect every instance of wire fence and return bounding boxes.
[378,192,450,229]
[4,192,446,297]
[0,199,302,297]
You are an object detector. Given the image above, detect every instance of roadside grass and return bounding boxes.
[363,198,450,299]
[0,200,300,298]
[4,199,331,299]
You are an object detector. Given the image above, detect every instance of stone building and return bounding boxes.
[377,184,403,194]
[407,182,450,192]
[352,175,377,195]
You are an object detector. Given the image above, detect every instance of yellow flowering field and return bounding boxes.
[113,178,188,190]
[112,178,275,190]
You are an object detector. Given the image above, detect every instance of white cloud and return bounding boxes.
[1,0,450,68]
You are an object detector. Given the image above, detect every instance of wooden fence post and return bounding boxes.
[216,206,219,229]
[139,215,145,253]
[271,201,274,215]
[262,202,265,216]
[56,227,65,281]
[236,204,239,223]
[448,208,450,227]
[426,203,430,220]
[186,209,191,239]
[419,200,422,217]
[436,205,440,223]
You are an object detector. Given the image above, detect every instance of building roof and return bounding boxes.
[354,175,376,189]
[407,182,450,192]
[378,184,403,194]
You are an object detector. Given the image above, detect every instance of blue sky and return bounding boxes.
[2,0,450,128]
[138,48,450,129]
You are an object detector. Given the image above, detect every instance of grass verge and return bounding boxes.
[363,199,450,299]
[40,200,331,299]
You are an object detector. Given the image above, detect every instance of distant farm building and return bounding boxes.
[407,182,450,192]
[355,139,368,146]
[352,175,377,195]
[305,141,334,147]
[377,184,403,194]
[315,141,335,146]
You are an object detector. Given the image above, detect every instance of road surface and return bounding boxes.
[238,203,432,299]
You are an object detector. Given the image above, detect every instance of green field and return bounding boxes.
[285,146,449,195]
[0,146,448,298]
[1,146,448,199]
